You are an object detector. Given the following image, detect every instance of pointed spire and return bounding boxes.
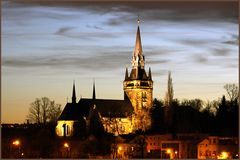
[125,67,129,80]
[148,67,152,80]
[72,80,76,104]
[92,80,96,100]
[131,17,145,70]
[133,20,143,57]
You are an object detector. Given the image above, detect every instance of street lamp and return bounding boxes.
[12,140,21,158]
[117,146,122,158]
[63,142,70,158]
[64,142,69,148]
[12,140,20,146]
[175,151,178,158]
[166,148,172,159]
[167,149,171,154]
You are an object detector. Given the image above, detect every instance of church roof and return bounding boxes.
[129,68,149,80]
[58,103,81,120]
[58,98,134,121]
[79,98,134,118]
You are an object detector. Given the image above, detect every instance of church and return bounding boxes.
[55,19,153,137]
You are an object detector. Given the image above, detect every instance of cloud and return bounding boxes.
[5,1,238,25]
[2,46,132,72]
[192,54,208,63]
[222,34,239,45]
[86,24,103,30]
[148,59,170,65]
[54,27,118,40]
[55,26,75,35]
[211,48,231,57]
[152,69,169,76]
[178,39,208,47]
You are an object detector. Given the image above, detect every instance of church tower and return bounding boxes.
[123,18,153,131]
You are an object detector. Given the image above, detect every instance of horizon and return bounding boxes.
[2,1,238,123]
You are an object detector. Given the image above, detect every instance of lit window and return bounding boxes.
[213,139,216,144]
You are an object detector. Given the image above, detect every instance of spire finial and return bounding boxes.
[137,15,140,25]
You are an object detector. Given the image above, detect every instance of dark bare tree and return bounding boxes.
[27,97,62,125]
[41,97,50,125]
[224,83,239,102]
[48,101,62,123]
[28,98,42,124]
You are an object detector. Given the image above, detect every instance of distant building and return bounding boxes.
[55,19,153,137]
[145,133,208,159]
[198,136,238,159]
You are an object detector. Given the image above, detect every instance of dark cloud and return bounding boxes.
[211,48,231,57]
[148,59,170,65]
[55,26,75,35]
[55,30,119,40]
[86,24,103,30]
[5,1,238,25]
[178,39,208,47]
[192,55,208,63]
[222,34,239,45]
[146,46,184,57]
[2,47,132,71]
[54,26,127,40]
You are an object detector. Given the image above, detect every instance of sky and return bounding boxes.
[2,1,239,123]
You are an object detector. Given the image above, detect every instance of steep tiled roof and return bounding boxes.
[58,103,81,120]
[79,98,134,118]
[58,98,134,121]
[129,68,148,80]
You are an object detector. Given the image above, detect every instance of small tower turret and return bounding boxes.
[92,81,96,100]
[148,67,152,80]
[72,80,76,104]
[125,67,129,80]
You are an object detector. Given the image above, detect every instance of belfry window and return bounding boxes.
[142,92,147,102]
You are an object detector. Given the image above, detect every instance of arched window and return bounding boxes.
[66,125,69,135]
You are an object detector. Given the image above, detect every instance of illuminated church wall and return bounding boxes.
[101,117,133,135]
[55,120,75,137]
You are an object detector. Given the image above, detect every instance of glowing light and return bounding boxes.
[12,140,20,146]
[175,151,178,154]
[21,153,24,156]
[217,151,229,159]
[117,146,123,154]
[118,146,122,151]
[64,143,69,148]
[167,149,171,154]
